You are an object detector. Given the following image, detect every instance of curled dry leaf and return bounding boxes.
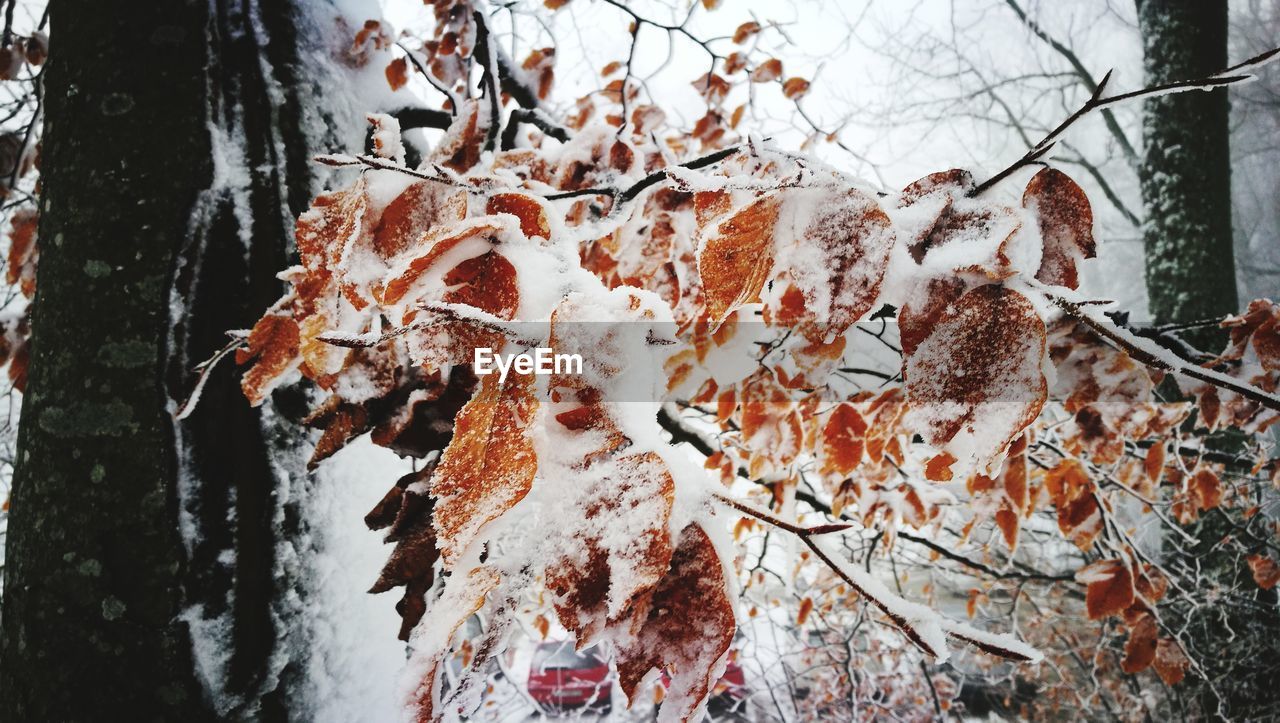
[750,58,783,83]
[782,77,811,99]
[732,21,761,44]
[367,465,440,641]
[236,313,301,406]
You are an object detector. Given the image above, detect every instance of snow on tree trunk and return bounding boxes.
[1137,5,1280,718]
[1,1,369,719]
[1136,0,1237,336]
[0,1,220,719]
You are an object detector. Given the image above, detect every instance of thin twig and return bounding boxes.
[971,46,1280,196]
[544,144,742,203]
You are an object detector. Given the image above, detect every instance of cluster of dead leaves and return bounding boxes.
[1074,559,1188,685]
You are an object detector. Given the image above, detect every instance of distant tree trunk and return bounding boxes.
[0,1,338,719]
[1136,0,1237,336]
[1136,5,1280,720]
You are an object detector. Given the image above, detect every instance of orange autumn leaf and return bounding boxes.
[819,403,867,477]
[796,596,814,625]
[372,182,466,259]
[732,21,761,44]
[432,372,539,567]
[1143,441,1166,484]
[1076,559,1134,620]
[385,56,409,91]
[1153,638,1190,686]
[237,313,301,406]
[1247,554,1280,590]
[782,77,811,99]
[1023,168,1095,290]
[441,250,520,320]
[381,219,505,305]
[1189,467,1223,512]
[614,524,735,721]
[698,193,781,322]
[6,208,37,294]
[751,58,783,83]
[924,452,956,482]
[1121,612,1158,674]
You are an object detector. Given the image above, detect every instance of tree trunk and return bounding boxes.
[1136,0,1237,335]
[1137,3,1280,719]
[0,1,334,719]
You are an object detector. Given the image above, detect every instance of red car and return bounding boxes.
[528,642,612,713]
[528,641,748,717]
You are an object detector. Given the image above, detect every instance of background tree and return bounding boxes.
[0,1,364,718]
[1,1,1277,721]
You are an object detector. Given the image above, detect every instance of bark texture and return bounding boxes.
[0,1,218,719]
[1137,4,1280,720]
[1136,0,1237,334]
[0,1,323,719]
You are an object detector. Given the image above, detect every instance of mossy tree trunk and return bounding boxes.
[0,1,327,719]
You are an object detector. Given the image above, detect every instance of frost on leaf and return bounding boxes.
[407,566,500,722]
[544,432,676,642]
[1076,559,1134,620]
[1023,168,1095,289]
[373,182,467,259]
[432,371,539,567]
[697,192,781,322]
[774,188,894,342]
[903,284,1047,472]
[381,219,506,305]
[899,276,967,358]
[486,192,551,241]
[614,523,735,723]
[236,313,301,406]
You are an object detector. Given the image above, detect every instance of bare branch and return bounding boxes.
[972,46,1280,196]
